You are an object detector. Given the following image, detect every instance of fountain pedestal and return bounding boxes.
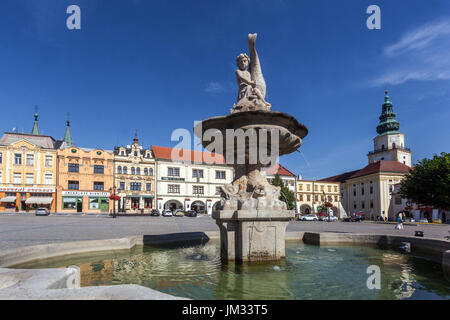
[213,209,294,262]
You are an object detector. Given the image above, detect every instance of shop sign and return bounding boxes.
[62,191,110,197]
[0,187,56,193]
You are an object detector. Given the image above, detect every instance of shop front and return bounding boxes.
[60,191,111,213]
[0,187,56,212]
[122,195,154,213]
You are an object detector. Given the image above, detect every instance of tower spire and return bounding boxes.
[63,112,73,146]
[133,129,138,144]
[376,90,400,135]
[31,105,41,135]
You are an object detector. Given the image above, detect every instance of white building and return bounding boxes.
[152,146,233,214]
[266,163,297,193]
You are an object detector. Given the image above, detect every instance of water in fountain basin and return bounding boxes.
[13,240,450,300]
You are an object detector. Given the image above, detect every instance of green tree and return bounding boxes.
[271,174,296,210]
[399,152,450,210]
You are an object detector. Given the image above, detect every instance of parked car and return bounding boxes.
[150,210,160,216]
[174,210,185,217]
[184,210,197,217]
[322,216,338,222]
[300,214,319,221]
[162,210,173,217]
[404,218,415,223]
[35,208,49,216]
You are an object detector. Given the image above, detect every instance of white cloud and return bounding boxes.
[204,81,226,93]
[372,18,450,86]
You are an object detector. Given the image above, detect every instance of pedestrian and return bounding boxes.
[395,215,403,230]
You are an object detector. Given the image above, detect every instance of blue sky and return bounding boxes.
[0,0,449,179]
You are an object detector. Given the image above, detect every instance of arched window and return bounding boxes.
[117,166,122,174]
[131,167,135,175]
[392,143,396,149]
[144,168,148,175]
[136,167,140,175]
[123,166,128,174]
[149,168,153,176]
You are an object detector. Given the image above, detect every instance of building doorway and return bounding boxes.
[76,200,82,212]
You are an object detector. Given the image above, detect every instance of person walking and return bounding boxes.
[396,215,404,230]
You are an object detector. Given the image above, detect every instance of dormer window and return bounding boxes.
[134,151,138,157]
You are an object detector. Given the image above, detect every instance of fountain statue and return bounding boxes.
[194,33,308,262]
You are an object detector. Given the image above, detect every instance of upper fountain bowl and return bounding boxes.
[194,110,308,157]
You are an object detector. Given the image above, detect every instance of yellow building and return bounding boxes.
[56,147,114,213]
[0,132,58,212]
[296,180,341,217]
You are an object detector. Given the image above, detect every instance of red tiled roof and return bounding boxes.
[320,161,411,182]
[151,145,225,164]
[319,170,360,183]
[266,163,296,177]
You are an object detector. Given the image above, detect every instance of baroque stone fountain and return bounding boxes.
[194,33,308,262]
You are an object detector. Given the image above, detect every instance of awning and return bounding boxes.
[126,195,154,199]
[0,196,16,203]
[25,197,53,205]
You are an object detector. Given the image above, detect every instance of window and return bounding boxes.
[146,183,151,191]
[168,167,180,177]
[353,202,357,209]
[136,167,140,175]
[298,184,303,191]
[13,173,21,184]
[327,185,331,192]
[320,185,324,192]
[119,182,125,190]
[45,155,53,167]
[134,151,138,157]
[63,197,77,209]
[306,184,311,191]
[26,173,34,184]
[193,169,204,178]
[299,194,304,201]
[314,185,318,191]
[89,198,99,209]
[26,154,34,166]
[314,195,318,201]
[117,166,122,174]
[361,188,365,196]
[353,189,356,197]
[130,182,141,191]
[144,168,148,175]
[14,153,22,165]
[0,152,2,164]
[168,184,180,193]
[69,163,79,172]
[43,174,52,185]
[306,195,311,201]
[121,151,125,156]
[123,166,128,174]
[131,167,135,175]
[395,197,402,205]
[216,171,226,179]
[94,182,104,190]
[321,195,325,201]
[68,181,79,190]
[370,186,373,194]
[362,202,365,209]
[215,187,221,195]
[193,185,204,195]
[334,195,338,202]
[370,201,374,208]
[334,186,337,192]
[94,165,104,174]
[149,168,153,176]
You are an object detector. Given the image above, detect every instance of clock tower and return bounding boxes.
[368,90,411,166]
